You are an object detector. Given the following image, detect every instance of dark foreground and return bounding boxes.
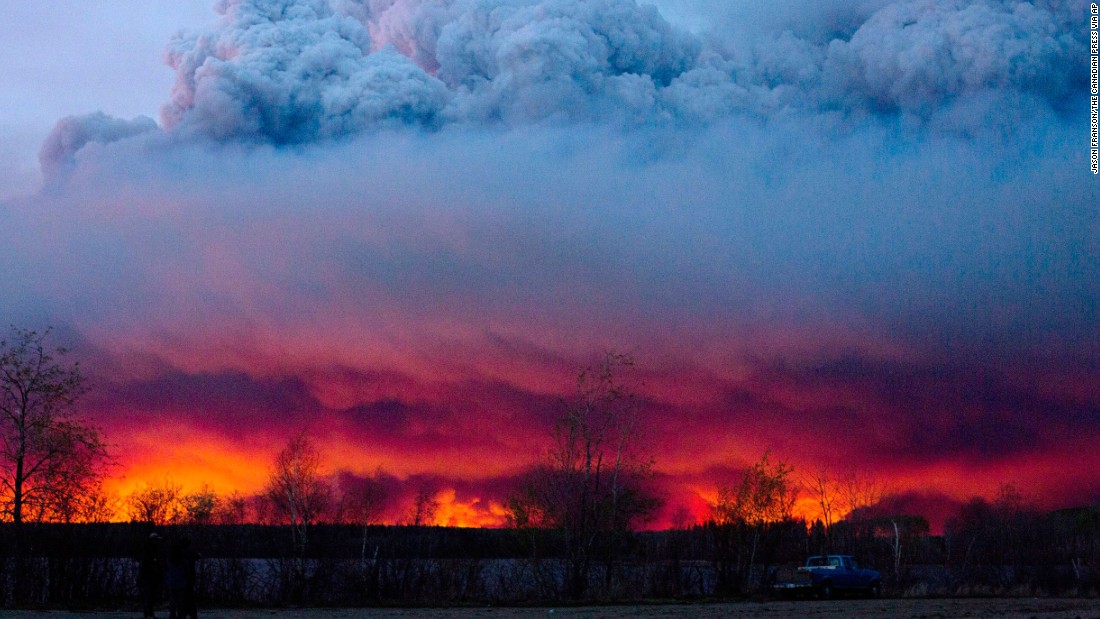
[6,599,1100,619]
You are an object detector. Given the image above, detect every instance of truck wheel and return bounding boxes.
[819,581,833,599]
[868,582,881,598]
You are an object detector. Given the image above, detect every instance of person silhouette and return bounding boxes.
[138,532,165,618]
[166,536,199,619]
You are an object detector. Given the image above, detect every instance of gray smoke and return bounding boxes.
[818,0,1079,116]
[161,0,451,143]
[38,0,1085,154]
[39,112,157,180]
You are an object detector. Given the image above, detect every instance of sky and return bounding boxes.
[0,0,1097,529]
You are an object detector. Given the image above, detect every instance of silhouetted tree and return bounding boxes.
[712,452,798,592]
[266,432,329,546]
[0,327,108,525]
[182,484,220,524]
[827,471,891,561]
[804,467,839,544]
[58,480,117,523]
[335,469,388,525]
[334,469,390,564]
[29,457,116,523]
[213,490,251,525]
[409,484,439,527]
[945,483,1042,591]
[508,352,660,598]
[670,505,695,530]
[840,471,889,520]
[127,478,184,525]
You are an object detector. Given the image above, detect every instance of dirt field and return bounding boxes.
[6,599,1100,619]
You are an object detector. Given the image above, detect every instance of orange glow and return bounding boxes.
[430,488,510,528]
[97,437,1096,530]
[95,416,1100,528]
[79,331,1100,531]
[682,486,837,527]
[106,423,273,499]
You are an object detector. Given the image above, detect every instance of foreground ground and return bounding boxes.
[6,599,1100,619]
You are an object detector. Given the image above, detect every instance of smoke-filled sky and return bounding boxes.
[1,0,1097,528]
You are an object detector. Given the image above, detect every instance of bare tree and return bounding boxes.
[408,483,439,527]
[127,478,184,525]
[839,471,888,520]
[334,469,390,561]
[182,484,220,524]
[0,327,109,525]
[266,432,329,546]
[670,505,695,530]
[52,481,118,523]
[804,467,839,537]
[78,484,118,523]
[713,452,798,591]
[214,490,251,525]
[335,469,388,525]
[714,452,798,527]
[508,352,659,598]
[827,471,894,574]
[28,440,114,523]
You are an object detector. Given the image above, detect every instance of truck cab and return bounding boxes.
[773,555,881,598]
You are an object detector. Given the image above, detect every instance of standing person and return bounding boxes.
[167,536,199,619]
[138,532,165,618]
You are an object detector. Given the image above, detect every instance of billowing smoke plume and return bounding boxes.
[41,0,1086,156]
[819,0,1079,115]
[161,0,451,143]
[39,113,157,180]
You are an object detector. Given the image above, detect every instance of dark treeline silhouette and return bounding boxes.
[1,502,1100,607]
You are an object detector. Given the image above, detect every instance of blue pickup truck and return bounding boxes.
[772,555,881,598]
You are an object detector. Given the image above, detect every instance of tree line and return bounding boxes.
[2,501,1099,606]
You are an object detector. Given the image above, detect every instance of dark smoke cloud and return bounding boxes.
[161,0,451,143]
[818,0,1078,115]
[39,0,1086,157]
